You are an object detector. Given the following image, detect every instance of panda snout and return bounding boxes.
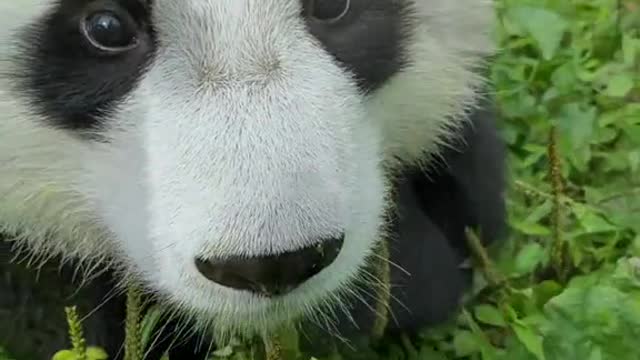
[194,234,345,297]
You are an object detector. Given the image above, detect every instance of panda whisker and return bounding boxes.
[340,285,389,325]
[357,269,410,316]
[80,283,126,323]
[329,289,360,331]
[368,252,411,276]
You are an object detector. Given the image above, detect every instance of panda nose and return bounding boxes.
[194,235,344,297]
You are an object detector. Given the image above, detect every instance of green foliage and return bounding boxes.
[2,0,639,359]
[0,347,15,360]
[51,347,108,360]
[51,306,109,360]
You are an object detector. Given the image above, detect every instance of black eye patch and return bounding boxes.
[7,0,156,135]
[303,0,415,93]
[7,0,413,135]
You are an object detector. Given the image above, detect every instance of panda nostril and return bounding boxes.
[195,234,345,297]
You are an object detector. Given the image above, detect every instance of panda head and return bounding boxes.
[0,0,494,335]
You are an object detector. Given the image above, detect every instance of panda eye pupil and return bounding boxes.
[82,11,137,52]
[309,0,351,22]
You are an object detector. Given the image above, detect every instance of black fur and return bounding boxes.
[303,0,413,93]
[8,0,156,133]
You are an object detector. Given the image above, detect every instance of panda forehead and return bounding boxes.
[11,0,413,134]
[150,0,413,74]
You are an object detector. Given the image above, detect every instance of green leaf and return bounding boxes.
[86,347,108,360]
[475,305,507,327]
[555,102,598,151]
[512,321,546,360]
[604,74,634,98]
[524,200,553,225]
[507,6,569,60]
[622,34,639,66]
[514,243,546,275]
[510,219,551,236]
[52,350,78,360]
[533,281,564,308]
[140,305,165,350]
[273,324,301,360]
[542,268,640,360]
[453,330,480,357]
[572,204,619,234]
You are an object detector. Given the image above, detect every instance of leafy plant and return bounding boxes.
[3,0,639,359]
[0,346,15,360]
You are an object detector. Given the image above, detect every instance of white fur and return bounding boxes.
[0,0,495,336]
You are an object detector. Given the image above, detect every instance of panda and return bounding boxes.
[0,0,506,359]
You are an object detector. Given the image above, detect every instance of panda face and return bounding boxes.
[0,0,495,334]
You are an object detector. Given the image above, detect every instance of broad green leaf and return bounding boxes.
[604,74,634,98]
[514,243,546,275]
[621,34,640,66]
[86,347,108,360]
[507,7,569,60]
[453,330,480,357]
[533,281,564,308]
[475,305,507,327]
[572,204,619,234]
[51,350,77,360]
[512,321,545,360]
[555,102,598,150]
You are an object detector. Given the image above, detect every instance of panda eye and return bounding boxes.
[80,7,140,55]
[308,0,351,22]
